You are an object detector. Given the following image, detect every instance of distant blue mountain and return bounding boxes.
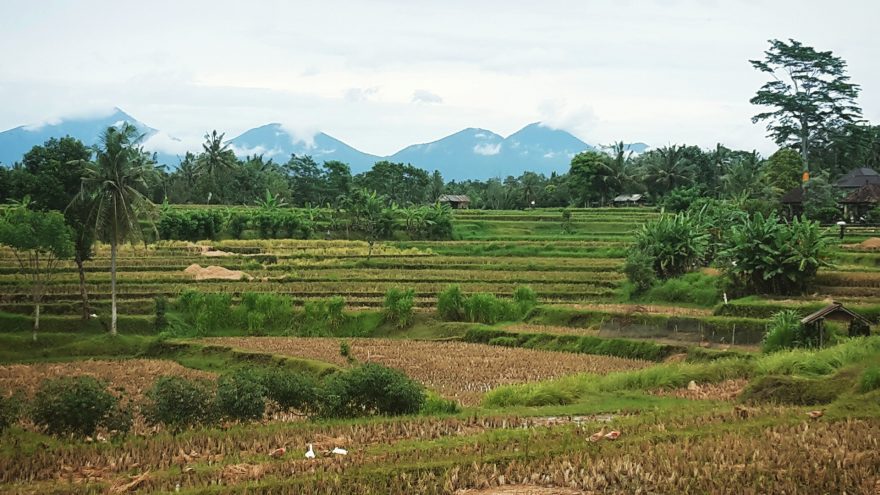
[227,123,380,171]
[0,109,647,180]
[0,107,181,166]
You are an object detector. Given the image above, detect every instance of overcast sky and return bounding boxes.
[0,0,878,156]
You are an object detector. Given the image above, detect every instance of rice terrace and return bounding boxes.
[2,2,880,494]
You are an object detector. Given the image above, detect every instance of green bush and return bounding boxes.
[177,290,232,335]
[102,403,134,437]
[143,376,216,431]
[319,363,425,418]
[859,366,880,393]
[437,284,465,320]
[299,297,348,336]
[0,392,20,433]
[488,336,519,347]
[31,376,118,437]
[640,272,720,306]
[762,310,804,353]
[740,375,845,405]
[633,211,708,279]
[623,250,657,293]
[154,295,168,332]
[513,286,538,316]
[236,292,294,335]
[420,393,461,415]
[383,288,415,329]
[216,370,267,421]
[259,369,319,413]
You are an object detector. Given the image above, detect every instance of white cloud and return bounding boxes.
[279,123,320,149]
[411,89,443,104]
[473,142,501,156]
[142,131,194,155]
[344,86,379,102]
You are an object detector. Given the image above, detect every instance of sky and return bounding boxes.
[0,0,878,156]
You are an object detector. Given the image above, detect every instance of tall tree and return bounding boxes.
[76,124,156,336]
[568,151,612,206]
[750,39,862,175]
[0,208,73,340]
[640,145,694,197]
[763,148,804,195]
[13,137,96,320]
[196,130,238,202]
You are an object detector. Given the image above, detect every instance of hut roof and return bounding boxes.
[437,194,470,203]
[800,302,871,326]
[780,187,805,204]
[839,183,880,204]
[836,167,880,188]
[612,194,644,202]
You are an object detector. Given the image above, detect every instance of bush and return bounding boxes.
[463,293,511,324]
[31,376,117,437]
[102,403,134,437]
[236,292,294,336]
[633,211,708,280]
[437,284,465,320]
[154,295,168,332]
[420,393,461,415]
[640,272,720,306]
[319,363,425,418]
[859,366,880,393]
[299,297,348,335]
[513,286,538,316]
[488,336,519,347]
[259,369,319,413]
[383,288,415,329]
[144,376,216,430]
[177,290,232,336]
[0,392,20,433]
[740,375,845,405]
[624,250,657,293]
[721,213,828,295]
[762,310,805,353]
[216,370,267,421]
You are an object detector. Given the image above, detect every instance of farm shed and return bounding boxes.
[836,167,880,190]
[840,183,880,222]
[612,194,646,206]
[800,302,872,340]
[437,194,471,209]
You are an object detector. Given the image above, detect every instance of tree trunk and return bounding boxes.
[800,119,809,176]
[33,300,39,342]
[75,254,90,320]
[110,241,118,336]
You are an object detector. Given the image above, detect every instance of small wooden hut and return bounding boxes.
[800,302,873,342]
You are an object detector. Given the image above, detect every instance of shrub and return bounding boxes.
[299,296,348,335]
[144,376,216,431]
[339,340,354,363]
[463,292,511,324]
[0,392,20,433]
[31,376,117,437]
[216,370,267,421]
[762,310,805,353]
[740,375,844,405]
[513,286,538,316]
[420,393,461,415]
[259,369,319,413]
[383,288,415,329]
[624,250,657,293]
[633,211,708,280]
[236,292,294,336]
[859,366,880,393]
[437,284,465,320]
[103,404,134,437]
[319,363,425,418]
[720,213,828,295]
[488,336,519,347]
[641,272,720,306]
[177,290,232,336]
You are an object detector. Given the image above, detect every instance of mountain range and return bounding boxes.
[0,108,648,180]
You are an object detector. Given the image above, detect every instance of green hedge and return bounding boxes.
[462,327,681,361]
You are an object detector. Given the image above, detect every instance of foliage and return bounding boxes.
[763,148,803,194]
[859,366,880,393]
[419,393,461,415]
[437,284,465,321]
[216,369,267,421]
[157,209,225,241]
[740,375,844,405]
[0,392,21,433]
[632,211,708,279]
[659,186,702,212]
[258,369,319,413]
[638,272,720,306]
[177,290,233,336]
[463,293,515,324]
[623,250,657,293]
[383,288,415,329]
[318,363,425,418]
[802,174,842,223]
[720,213,828,295]
[567,151,616,206]
[154,295,168,332]
[512,286,538,316]
[762,310,807,353]
[0,208,73,337]
[750,39,863,171]
[30,376,118,437]
[235,292,294,336]
[299,296,348,335]
[143,376,216,430]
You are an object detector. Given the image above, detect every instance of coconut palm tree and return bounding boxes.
[76,123,156,335]
[196,130,238,203]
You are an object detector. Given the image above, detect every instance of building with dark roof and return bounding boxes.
[836,167,880,189]
[437,194,471,209]
[840,183,880,222]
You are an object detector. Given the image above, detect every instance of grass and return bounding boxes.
[483,336,880,408]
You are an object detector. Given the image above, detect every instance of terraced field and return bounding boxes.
[2,208,878,324]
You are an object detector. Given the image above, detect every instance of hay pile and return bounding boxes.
[184,264,252,281]
[860,237,880,249]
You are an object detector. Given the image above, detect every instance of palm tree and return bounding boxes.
[642,145,694,196]
[196,130,238,203]
[76,123,156,335]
